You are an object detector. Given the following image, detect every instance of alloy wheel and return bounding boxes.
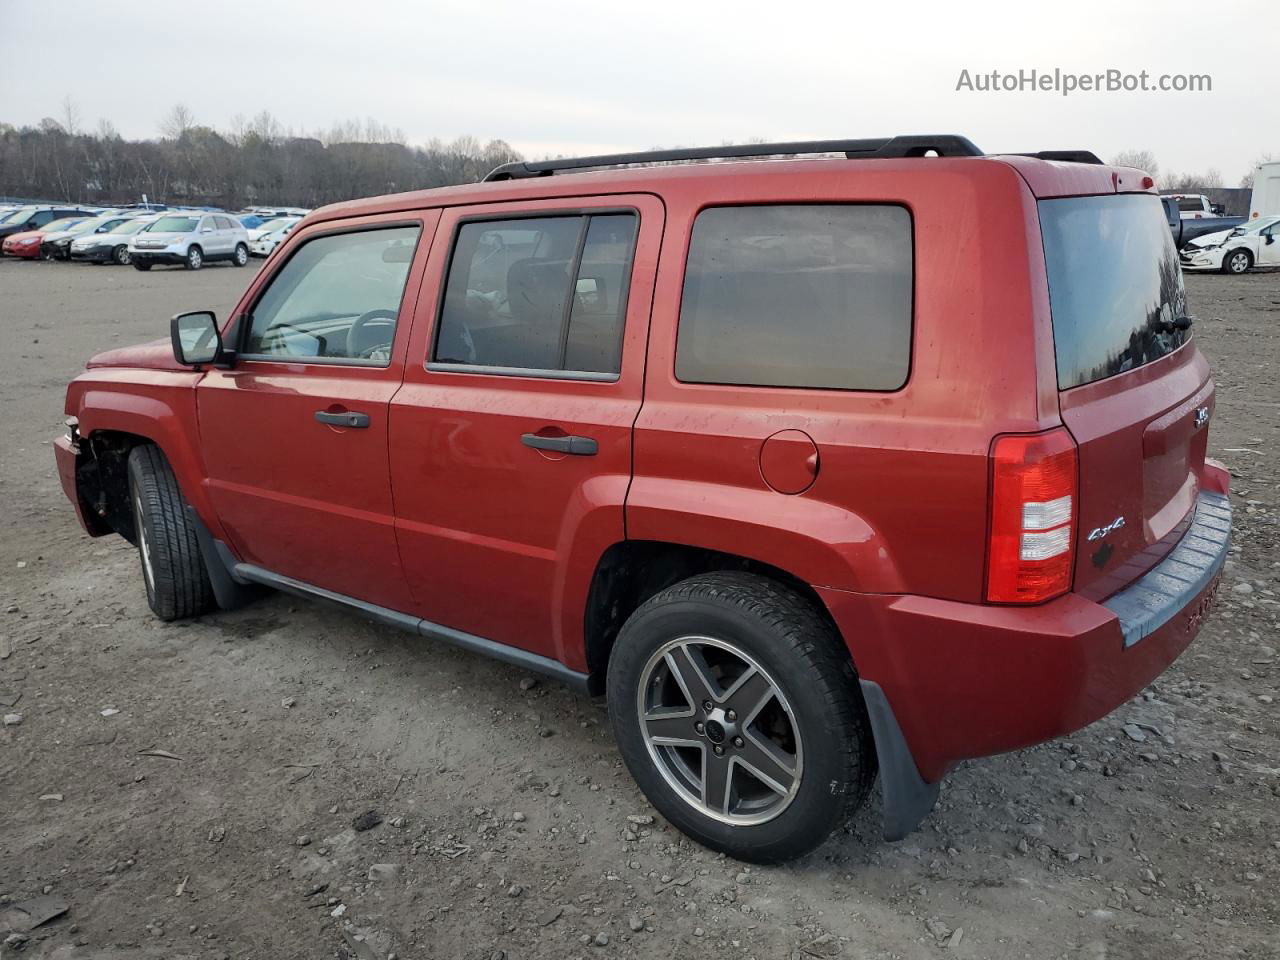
[636,636,803,825]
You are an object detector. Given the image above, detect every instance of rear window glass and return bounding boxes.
[1175,197,1203,212]
[675,205,913,391]
[1039,194,1189,390]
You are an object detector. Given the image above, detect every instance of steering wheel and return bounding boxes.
[346,309,398,360]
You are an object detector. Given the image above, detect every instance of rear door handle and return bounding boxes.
[315,410,370,428]
[521,432,598,456]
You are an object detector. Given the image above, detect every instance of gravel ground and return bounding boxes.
[0,257,1277,960]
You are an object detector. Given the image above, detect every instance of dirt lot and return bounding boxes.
[0,257,1277,960]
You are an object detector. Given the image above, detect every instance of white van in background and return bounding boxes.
[1248,161,1280,221]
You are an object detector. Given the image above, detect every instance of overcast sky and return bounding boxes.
[1,0,1275,182]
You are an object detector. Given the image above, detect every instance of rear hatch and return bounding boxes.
[1038,192,1213,600]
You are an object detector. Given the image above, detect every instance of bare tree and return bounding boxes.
[61,97,82,136]
[160,103,196,141]
[1110,149,1158,178]
[1241,153,1277,189]
[1162,169,1224,192]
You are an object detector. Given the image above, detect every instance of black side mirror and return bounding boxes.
[1267,234,1276,245]
[171,311,223,366]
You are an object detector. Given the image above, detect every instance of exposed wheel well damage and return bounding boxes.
[583,540,844,694]
[76,429,154,543]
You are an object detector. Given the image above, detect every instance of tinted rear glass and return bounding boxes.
[675,205,913,391]
[1039,194,1188,390]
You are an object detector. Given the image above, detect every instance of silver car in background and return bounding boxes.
[69,214,160,265]
[128,212,251,270]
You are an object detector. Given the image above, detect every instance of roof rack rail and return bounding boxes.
[1008,150,1103,164]
[483,134,985,181]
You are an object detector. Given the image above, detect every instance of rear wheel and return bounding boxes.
[232,243,249,267]
[184,246,203,270]
[112,244,131,265]
[1223,249,1253,274]
[607,572,876,863]
[127,446,214,621]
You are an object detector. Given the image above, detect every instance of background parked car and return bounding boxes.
[249,218,300,257]
[41,213,138,260]
[129,213,250,270]
[247,215,301,242]
[70,215,159,265]
[1180,214,1280,273]
[2,218,92,259]
[0,205,97,241]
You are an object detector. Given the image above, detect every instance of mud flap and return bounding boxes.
[185,505,260,610]
[859,678,940,841]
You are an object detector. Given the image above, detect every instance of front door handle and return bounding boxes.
[521,432,598,456]
[315,410,370,428]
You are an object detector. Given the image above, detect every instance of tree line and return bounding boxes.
[0,105,524,210]
[1109,149,1274,190]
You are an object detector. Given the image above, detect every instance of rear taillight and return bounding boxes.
[986,429,1078,604]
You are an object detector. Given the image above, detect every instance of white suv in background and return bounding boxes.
[129,213,251,270]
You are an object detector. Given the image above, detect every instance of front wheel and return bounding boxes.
[1223,249,1253,274]
[607,572,876,863]
[127,445,214,621]
[232,243,249,266]
[184,246,203,270]
[112,244,131,265]
[40,244,56,261]
[132,260,152,271]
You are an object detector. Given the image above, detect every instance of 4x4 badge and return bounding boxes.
[1087,516,1126,541]
[1195,406,1209,428]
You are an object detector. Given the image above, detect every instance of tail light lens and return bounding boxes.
[987,429,1078,604]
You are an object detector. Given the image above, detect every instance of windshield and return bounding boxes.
[110,218,152,236]
[65,218,108,236]
[44,218,85,233]
[1235,217,1280,235]
[256,217,295,233]
[2,206,36,224]
[147,215,200,233]
[1040,194,1188,390]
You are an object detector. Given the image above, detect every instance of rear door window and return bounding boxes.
[433,212,638,377]
[675,204,913,390]
[1039,194,1188,389]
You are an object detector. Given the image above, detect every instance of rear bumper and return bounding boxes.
[820,476,1231,791]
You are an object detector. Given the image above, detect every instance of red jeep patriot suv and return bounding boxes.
[55,135,1230,862]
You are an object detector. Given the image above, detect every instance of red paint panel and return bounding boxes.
[388,194,664,665]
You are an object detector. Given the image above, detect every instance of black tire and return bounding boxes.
[607,571,876,863]
[232,243,249,267]
[40,244,55,261]
[112,244,131,266]
[132,260,152,271]
[127,446,214,621]
[1222,248,1253,274]
[184,245,203,270]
